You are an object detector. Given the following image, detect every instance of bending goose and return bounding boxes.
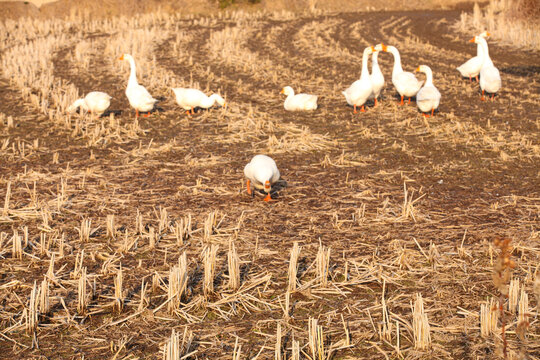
[369,43,387,106]
[457,31,490,82]
[244,155,280,202]
[387,45,423,105]
[67,91,111,117]
[118,54,158,118]
[342,45,375,113]
[474,36,501,101]
[280,86,318,111]
[415,65,441,117]
[171,88,226,115]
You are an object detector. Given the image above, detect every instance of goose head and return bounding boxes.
[374,43,388,52]
[264,180,271,193]
[210,94,226,107]
[479,30,490,38]
[415,65,429,73]
[280,86,294,96]
[469,35,481,44]
[118,53,134,62]
[363,46,375,56]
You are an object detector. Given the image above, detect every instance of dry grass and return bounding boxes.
[456,0,540,50]
[0,5,539,360]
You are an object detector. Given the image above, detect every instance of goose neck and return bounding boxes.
[127,57,138,86]
[360,48,371,79]
[479,39,493,66]
[388,46,403,74]
[424,69,433,86]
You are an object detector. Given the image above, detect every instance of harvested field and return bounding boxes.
[0,7,539,360]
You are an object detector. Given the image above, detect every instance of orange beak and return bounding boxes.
[415,66,420,72]
[280,88,285,94]
[371,46,376,52]
[469,38,476,43]
[381,43,388,52]
[486,31,491,36]
[118,54,124,60]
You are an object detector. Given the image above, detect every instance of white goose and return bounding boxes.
[457,31,490,82]
[118,54,157,117]
[474,36,501,101]
[171,88,226,115]
[244,154,280,202]
[387,45,423,105]
[343,46,375,113]
[415,65,441,117]
[67,91,111,116]
[280,86,318,111]
[369,43,387,106]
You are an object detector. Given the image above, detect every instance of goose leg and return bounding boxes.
[481,90,486,101]
[360,105,365,113]
[475,76,479,82]
[431,108,435,117]
[136,109,139,118]
[374,98,378,107]
[246,180,252,196]
[399,95,404,106]
[353,105,357,114]
[423,112,429,118]
[263,193,272,202]
[407,97,411,105]
[143,112,150,118]
[191,108,195,115]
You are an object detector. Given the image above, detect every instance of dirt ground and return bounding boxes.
[0,7,539,360]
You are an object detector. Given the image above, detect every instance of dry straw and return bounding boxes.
[480,297,499,338]
[106,214,116,240]
[25,281,39,334]
[114,267,124,312]
[203,245,219,296]
[203,210,220,242]
[168,252,189,313]
[288,242,300,292]
[77,267,87,314]
[174,214,192,246]
[2,181,11,217]
[148,226,156,249]
[316,243,331,287]
[380,279,392,342]
[46,253,56,281]
[232,337,242,360]
[162,328,195,360]
[158,206,168,234]
[39,277,50,316]
[275,323,282,360]
[78,218,92,242]
[136,209,144,235]
[518,288,529,324]
[227,242,240,291]
[412,293,431,350]
[508,278,520,313]
[138,279,148,312]
[11,230,23,260]
[308,318,326,360]
[291,339,300,360]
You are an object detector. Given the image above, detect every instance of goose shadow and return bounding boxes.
[253,179,288,200]
[500,65,540,77]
